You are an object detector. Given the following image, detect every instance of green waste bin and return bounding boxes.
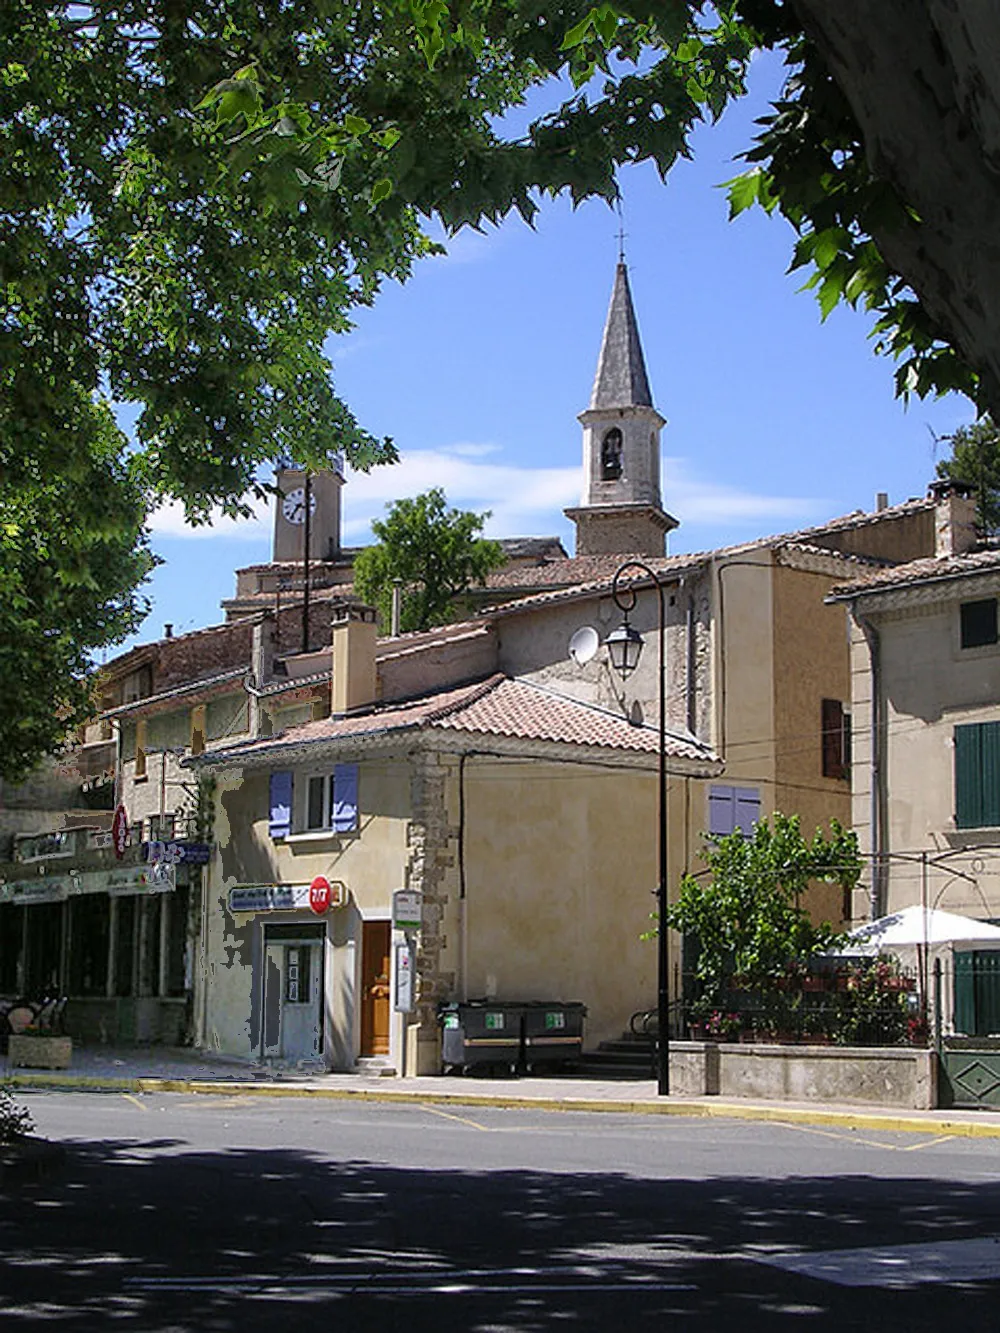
[522,1001,587,1069]
[439,1000,524,1073]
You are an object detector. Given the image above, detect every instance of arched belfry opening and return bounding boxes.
[601,427,623,481]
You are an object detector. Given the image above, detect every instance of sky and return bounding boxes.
[118,49,975,654]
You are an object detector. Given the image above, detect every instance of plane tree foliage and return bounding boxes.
[353,489,505,632]
[6,0,999,778]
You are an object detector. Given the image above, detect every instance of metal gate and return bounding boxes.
[937,952,1000,1109]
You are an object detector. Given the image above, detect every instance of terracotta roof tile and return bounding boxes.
[828,547,1000,598]
[196,674,720,769]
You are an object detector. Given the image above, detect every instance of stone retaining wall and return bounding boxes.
[672,1041,937,1109]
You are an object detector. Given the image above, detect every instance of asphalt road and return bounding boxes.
[5,1090,1000,1331]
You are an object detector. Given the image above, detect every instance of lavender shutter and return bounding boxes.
[331,764,359,833]
[268,771,293,838]
[708,786,735,837]
[733,788,761,836]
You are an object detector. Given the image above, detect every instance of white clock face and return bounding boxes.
[281,486,316,525]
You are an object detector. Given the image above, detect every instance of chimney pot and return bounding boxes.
[164,623,173,638]
[875,492,888,512]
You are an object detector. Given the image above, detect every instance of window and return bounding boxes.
[955,721,1000,828]
[269,764,359,838]
[708,785,760,838]
[305,765,359,833]
[961,598,998,649]
[821,698,851,780]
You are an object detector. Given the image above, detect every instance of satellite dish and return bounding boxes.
[569,625,600,666]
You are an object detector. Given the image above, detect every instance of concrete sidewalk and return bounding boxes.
[6,1044,1000,1139]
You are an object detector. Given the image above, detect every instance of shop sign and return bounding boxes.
[105,864,176,896]
[309,876,332,914]
[143,840,211,866]
[111,804,130,859]
[392,889,422,933]
[228,881,347,914]
[5,879,71,906]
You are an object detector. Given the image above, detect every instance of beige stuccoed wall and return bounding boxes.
[200,759,411,1063]
[458,757,669,1048]
[850,593,1000,921]
[772,564,853,924]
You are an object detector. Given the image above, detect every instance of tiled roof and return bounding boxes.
[828,547,1000,599]
[194,674,721,770]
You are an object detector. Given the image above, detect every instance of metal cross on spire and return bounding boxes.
[615,198,627,263]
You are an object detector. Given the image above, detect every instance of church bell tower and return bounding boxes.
[565,263,678,557]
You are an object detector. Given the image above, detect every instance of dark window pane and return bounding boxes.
[307,775,326,829]
[961,598,998,648]
[0,903,22,993]
[166,887,190,997]
[24,902,64,995]
[115,896,136,996]
[68,896,109,996]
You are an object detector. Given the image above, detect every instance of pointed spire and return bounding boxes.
[589,262,653,410]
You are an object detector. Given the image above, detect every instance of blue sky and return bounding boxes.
[120,50,974,655]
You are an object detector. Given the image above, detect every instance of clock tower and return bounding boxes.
[565,262,678,557]
[272,457,345,563]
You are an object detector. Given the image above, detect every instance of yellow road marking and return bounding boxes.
[776,1119,954,1153]
[420,1103,493,1132]
[122,1093,148,1112]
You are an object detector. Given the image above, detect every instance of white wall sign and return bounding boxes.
[228,882,347,914]
[394,940,415,1013]
[392,890,423,932]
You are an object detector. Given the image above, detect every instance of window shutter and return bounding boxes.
[983,722,1000,827]
[821,698,846,779]
[733,788,761,835]
[332,764,359,833]
[190,704,206,757]
[955,724,983,828]
[268,771,293,839]
[708,786,735,837]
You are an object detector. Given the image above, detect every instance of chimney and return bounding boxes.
[248,613,277,737]
[331,605,378,716]
[928,479,978,556]
[875,492,888,512]
[164,623,173,638]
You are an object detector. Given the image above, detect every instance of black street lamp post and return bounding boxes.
[607,560,669,1096]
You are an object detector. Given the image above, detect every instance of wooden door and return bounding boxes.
[360,921,391,1056]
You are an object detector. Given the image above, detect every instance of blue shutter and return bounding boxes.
[331,764,359,833]
[268,771,293,839]
[708,786,735,837]
[733,788,761,836]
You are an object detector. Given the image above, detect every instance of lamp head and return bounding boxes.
[606,621,644,678]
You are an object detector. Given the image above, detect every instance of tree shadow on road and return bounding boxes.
[3,1133,1000,1332]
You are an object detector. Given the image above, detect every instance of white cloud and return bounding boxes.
[146,443,821,547]
[147,497,270,542]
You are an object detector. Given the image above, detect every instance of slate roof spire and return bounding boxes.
[589,261,654,409]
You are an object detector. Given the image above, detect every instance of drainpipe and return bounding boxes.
[856,607,886,920]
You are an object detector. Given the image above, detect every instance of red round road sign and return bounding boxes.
[308,875,332,914]
[111,804,129,860]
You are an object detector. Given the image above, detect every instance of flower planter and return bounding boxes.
[8,1034,73,1070]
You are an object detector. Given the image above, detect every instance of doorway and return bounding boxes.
[262,923,325,1061]
[360,920,391,1056]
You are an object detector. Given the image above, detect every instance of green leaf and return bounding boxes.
[343,114,371,137]
[371,178,393,204]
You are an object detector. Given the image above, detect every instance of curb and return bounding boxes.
[9,1069,1000,1138]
